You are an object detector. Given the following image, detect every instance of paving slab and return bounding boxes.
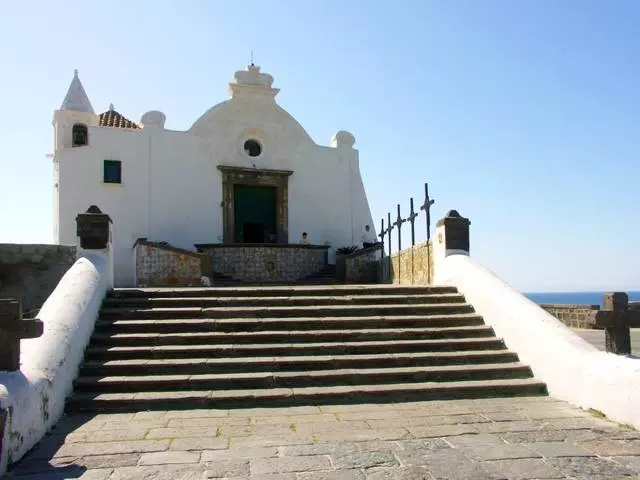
[139,450,201,465]
[330,450,398,469]
[7,396,640,479]
[482,458,565,479]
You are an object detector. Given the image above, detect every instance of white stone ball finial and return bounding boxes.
[141,110,166,129]
[331,130,356,149]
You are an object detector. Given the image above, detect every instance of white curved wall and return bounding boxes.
[0,252,109,473]
[439,253,640,430]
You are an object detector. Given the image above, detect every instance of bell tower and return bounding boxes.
[52,69,98,152]
[52,70,99,243]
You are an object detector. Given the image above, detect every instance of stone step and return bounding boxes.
[69,284,547,411]
[73,363,534,392]
[65,378,547,412]
[84,337,506,360]
[109,285,459,299]
[80,350,521,375]
[89,325,496,346]
[101,293,466,308]
[98,303,475,320]
[94,313,485,333]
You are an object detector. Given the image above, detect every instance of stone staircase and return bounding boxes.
[66,285,546,412]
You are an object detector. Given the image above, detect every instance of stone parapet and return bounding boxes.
[539,304,600,329]
[380,241,433,285]
[344,245,383,283]
[134,240,202,287]
[0,253,109,474]
[0,244,76,314]
[196,244,328,283]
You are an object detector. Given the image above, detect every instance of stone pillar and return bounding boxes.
[432,210,471,284]
[436,210,471,254]
[0,299,21,371]
[603,292,631,355]
[76,205,114,288]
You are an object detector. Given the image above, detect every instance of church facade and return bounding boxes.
[52,65,375,286]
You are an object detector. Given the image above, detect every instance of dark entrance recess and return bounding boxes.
[233,185,277,243]
[218,165,292,244]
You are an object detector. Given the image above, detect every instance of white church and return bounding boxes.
[52,64,375,286]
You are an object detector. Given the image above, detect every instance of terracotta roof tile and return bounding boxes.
[99,108,139,129]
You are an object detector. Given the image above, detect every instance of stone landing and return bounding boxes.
[195,244,330,284]
[8,396,640,479]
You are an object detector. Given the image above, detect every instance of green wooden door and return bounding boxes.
[234,185,277,243]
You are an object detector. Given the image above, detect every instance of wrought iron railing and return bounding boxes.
[377,182,435,281]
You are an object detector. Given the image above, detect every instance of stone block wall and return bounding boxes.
[539,304,600,329]
[344,245,383,283]
[541,301,640,329]
[197,244,328,283]
[380,241,433,285]
[0,244,76,315]
[135,240,202,287]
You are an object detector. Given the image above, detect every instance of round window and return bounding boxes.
[244,139,262,157]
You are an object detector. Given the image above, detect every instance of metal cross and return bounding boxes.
[0,299,44,371]
[407,198,419,246]
[386,212,393,257]
[393,204,407,252]
[378,217,386,249]
[419,183,435,242]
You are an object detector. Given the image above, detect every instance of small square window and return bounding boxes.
[103,160,121,184]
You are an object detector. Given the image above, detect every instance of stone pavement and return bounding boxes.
[7,396,640,480]
[572,328,640,354]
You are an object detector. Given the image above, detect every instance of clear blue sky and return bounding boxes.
[1,1,638,292]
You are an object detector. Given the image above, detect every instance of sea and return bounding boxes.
[525,291,640,308]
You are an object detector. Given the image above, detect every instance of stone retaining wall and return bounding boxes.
[196,244,328,283]
[0,244,76,314]
[134,240,202,287]
[344,245,383,283]
[539,304,600,329]
[380,241,433,285]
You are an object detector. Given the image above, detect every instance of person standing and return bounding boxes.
[361,225,376,249]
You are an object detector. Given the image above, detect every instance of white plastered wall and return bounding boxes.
[0,250,110,474]
[433,220,640,430]
[54,71,375,285]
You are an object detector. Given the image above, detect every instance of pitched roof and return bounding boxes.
[61,70,95,114]
[99,104,139,129]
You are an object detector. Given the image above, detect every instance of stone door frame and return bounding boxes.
[218,165,293,244]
